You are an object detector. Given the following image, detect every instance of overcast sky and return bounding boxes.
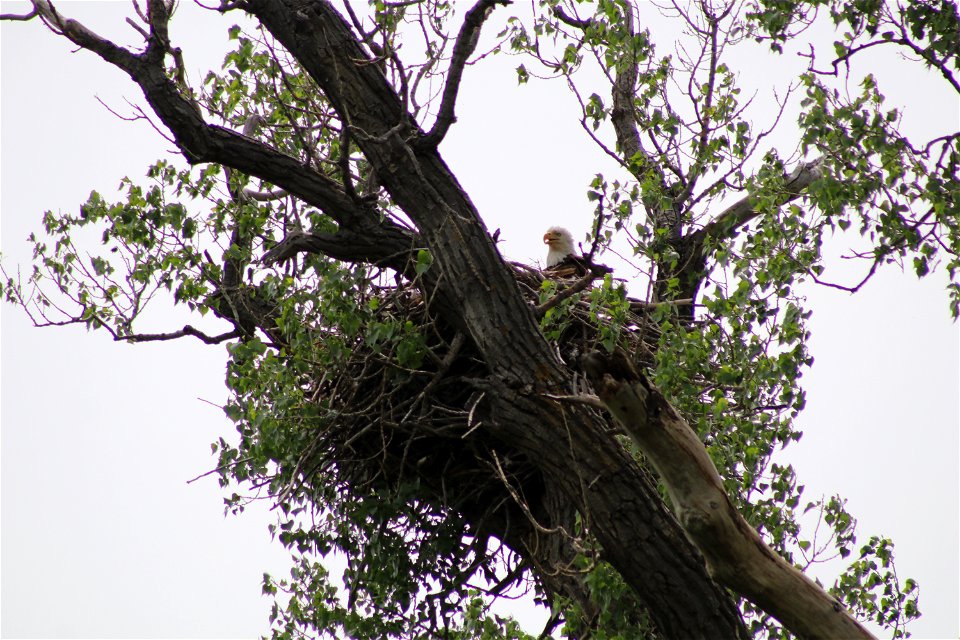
[1,2,957,638]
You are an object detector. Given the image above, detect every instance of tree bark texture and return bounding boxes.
[244,2,747,637]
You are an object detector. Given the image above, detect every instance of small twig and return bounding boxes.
[536,271,601,317]
[809,262,880,294]
[490,451,565,536]
[185,456,252,484]
[94,95,141,122]
[542,393,605,410]
[462,392,486,438]
[125,16,150,40]
[585,195,606,263]
[402,331,465,423]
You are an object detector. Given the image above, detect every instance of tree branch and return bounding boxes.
[28,2,392,236]
[552,6,591,30]
[124,325,240,344]
[536,269,605,317]
[700,158,823,242]
[30,0,140,69]
[420,0,511,148]
[583,349,875,640]
[0,6,38,20]
[260,228,414,270]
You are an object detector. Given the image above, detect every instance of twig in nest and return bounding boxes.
[542,393,605,410]
[402,331,465,423]
[462,391,486,439]
[490,451,565,537]
[535,271,600,317]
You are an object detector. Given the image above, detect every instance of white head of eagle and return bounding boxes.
[543,226,576,267]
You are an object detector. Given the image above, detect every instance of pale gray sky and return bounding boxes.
[1,2,957,638]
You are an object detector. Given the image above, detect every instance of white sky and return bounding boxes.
[1,2,957,638]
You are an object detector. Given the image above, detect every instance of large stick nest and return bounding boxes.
[286,264,664,515]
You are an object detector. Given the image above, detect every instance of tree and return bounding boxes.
[2,0,956,638]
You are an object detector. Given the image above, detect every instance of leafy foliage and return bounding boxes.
[3,0,956,638]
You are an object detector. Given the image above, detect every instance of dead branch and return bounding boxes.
[583,349,874,640]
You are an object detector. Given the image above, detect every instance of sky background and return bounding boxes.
[1,1,957,638]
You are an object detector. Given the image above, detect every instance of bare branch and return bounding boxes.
[0,6,38,20]
[243,187,289,201]
[31,1,140,70]
[583,349,875,639]
[125,16,150,41]
[806,35,960,95]
[541,392,606,410]
[419,0,511,147]
[552,5,591,30]
[124,325,241,344]
[260,228,414,271]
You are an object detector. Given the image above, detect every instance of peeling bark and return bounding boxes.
[583,350,875,640]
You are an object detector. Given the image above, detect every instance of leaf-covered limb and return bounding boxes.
[699,158,824,242]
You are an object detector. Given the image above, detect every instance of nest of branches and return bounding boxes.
[284,263,665,530]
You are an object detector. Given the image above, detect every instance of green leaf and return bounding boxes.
[415,249,433,275]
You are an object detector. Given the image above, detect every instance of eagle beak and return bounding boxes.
[542,233,552,245]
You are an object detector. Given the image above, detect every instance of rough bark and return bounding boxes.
[244,2,746,637]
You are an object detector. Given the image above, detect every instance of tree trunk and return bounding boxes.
[247,1,746,637]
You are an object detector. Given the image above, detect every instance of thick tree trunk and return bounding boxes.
[247,1,746,637]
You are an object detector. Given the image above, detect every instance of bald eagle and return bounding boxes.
[543,226,592,278]
[543,226,576,267]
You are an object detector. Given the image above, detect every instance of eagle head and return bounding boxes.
[543,226,575,267]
